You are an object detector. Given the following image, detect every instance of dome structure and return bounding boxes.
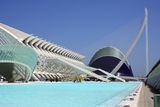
[89,47,133,76]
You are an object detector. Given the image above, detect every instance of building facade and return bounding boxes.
[89,47,133,77]
[0,23,125,82]
[146,59,160,91]
[0,23,87,82]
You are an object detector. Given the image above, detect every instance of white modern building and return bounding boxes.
[0,23,123,82]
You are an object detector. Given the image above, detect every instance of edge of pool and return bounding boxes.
[117,82,143,107]
[99,82,142,107]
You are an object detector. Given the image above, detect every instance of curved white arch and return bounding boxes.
[34,40,48,55]
[40,41,48,49]
[51,45,58,52]
[45,43,53,51]
[43,42,51,50]
[28,37,37,47]
[24,36,35,46]
[68,53,72,58]
[57,48,64,54]
[35,39,44,47]
[65,52,69,57]
[26,36,35,43]
[23,36,31,43]
[66,52,71,57]
[111,8,148,75]
[53,46,61,53]
[30,38,39,45]
[50,46,55,52]
[32,39,41,48]
[38,40,47,49]
[48,45,54,51]
[64,51,69,56]
[60,49,66,55]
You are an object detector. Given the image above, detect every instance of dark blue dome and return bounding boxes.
[89,47,133,76]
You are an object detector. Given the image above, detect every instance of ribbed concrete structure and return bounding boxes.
[0,23,86,82]
[0,23,126,82]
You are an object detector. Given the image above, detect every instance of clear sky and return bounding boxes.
[0,0,160,77]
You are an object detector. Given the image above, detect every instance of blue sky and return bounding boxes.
[0,0,160,76]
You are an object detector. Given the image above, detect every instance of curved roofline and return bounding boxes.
[0,25,23,44]
[89,46,130,66]
[0,23,85,61]
[0,23,30,41]
[147,59,160,77]
[96,46,125,58]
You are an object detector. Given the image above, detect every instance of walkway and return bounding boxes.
[138,83,153,107]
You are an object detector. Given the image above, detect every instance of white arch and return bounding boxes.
[40,41,48,49]
[68,53,72,58]
[35,39,44,48]
[66,52,71,57]
[39,41,47,49]
[51,45,58,52]
[27,37,37,47]
[111,8,148,75]
[34,40,48,56]
[25,36,35,45]
[32,39,41,48]
[53,46,61,53]
[45,43,53,51]
[43,42,51,50]
[64,51,69,56]
[48,45,54,51]
[30,38,39,46]
[57,48,64,54]
[50,46,55,52]
[22,36,31,45]
[60,49,66,55]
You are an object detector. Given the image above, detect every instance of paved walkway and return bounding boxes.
[138,83,153,107]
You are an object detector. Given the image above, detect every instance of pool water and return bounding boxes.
[0,82,139,107]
